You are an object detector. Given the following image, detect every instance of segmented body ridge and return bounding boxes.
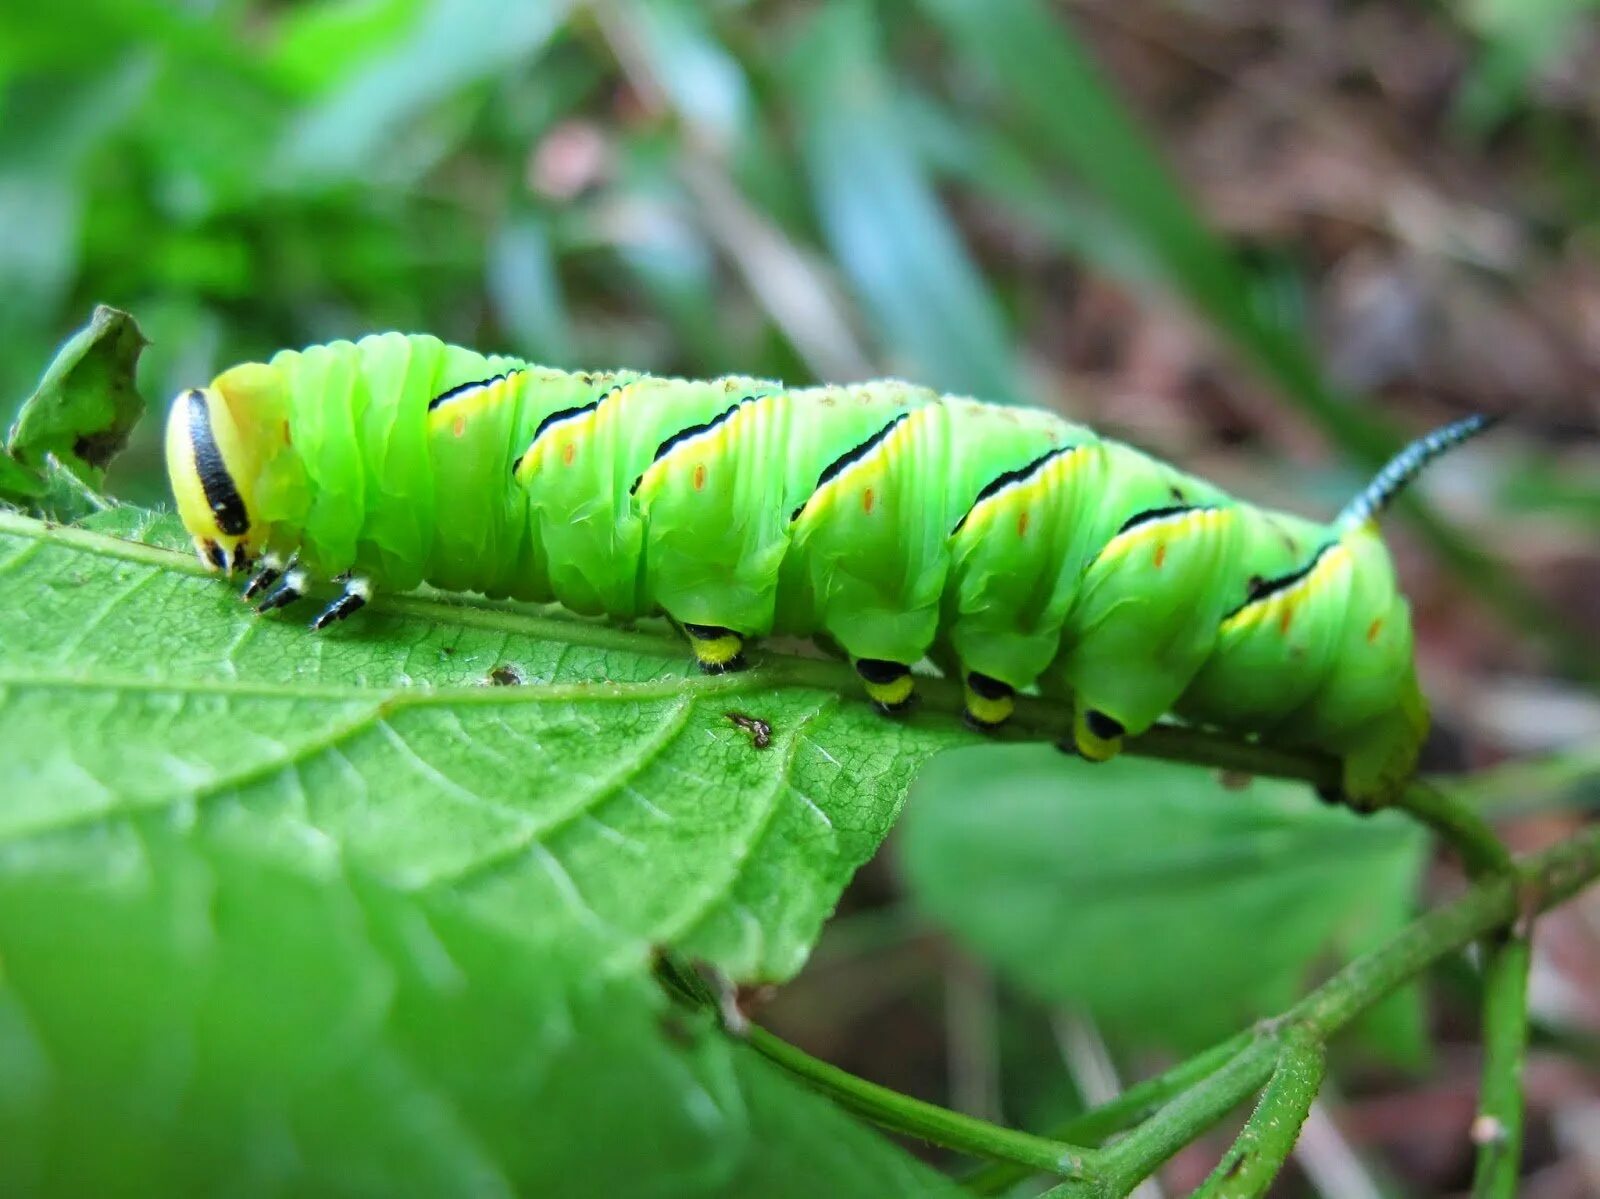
[165,332,1493,806]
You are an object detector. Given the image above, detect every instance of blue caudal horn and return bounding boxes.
[1338,414,1500,530]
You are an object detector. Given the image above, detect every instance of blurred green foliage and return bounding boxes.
[0,0,1314,505]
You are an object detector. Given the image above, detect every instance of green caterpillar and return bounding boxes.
[165,332,1491,806]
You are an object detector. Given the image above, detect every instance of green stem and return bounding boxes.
[740,1021,1101,1180]
[1025,828,1599,1197]
[1062,1036,1281,1198]
[1191,1034,1325,1199]
[1391,780,1514,879]
[963,1031,1254,1195]
[1471,929,1532,1198]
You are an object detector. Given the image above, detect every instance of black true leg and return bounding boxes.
[254,569,308,614]
[241,553,288,601]
[310,579,371,631]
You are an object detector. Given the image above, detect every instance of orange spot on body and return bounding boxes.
[1279,606,1294,634]
[281,420,292,446]
[1153,543,1167,568]
[562,442,576,466]
[693,463,707,492]
[1016,510,1030,537]
[452,415,466,437]
[862,487,876,514]
[1366,617,1384,644]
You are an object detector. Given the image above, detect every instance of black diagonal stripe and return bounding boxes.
[425,368,522,412]
[628,397,753,495]
[951,445,1075,535]
[790,412,909,522]
[511,383,619,475]
[187,391,249,536]
[1221,543,1334,623]
[1115,503,1196,537]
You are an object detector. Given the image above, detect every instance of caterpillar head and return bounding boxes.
[165,383,266,574]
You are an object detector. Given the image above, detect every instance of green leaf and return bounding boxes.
[0,817,963,1197]
[0,505,980,1193]
[898,747,1428,1063]
[6,305,147,485]
[0,507,968,983]
[0,451,43,503]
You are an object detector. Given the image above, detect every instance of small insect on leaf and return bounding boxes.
[726,711,773,749]
[487,664,524,686]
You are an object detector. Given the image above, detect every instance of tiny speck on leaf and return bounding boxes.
[726,712,772,749]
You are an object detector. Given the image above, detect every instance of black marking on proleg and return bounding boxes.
[726,712,773,750]
[1115,503,1195,537]
[791,412,909,522]
[951,446,1075,534]
[1314,784,1344,807]
[241,563,282,601]
[966,672,1014,701]
[682,621,737,640]
[203,541,226,570]
[630,397,755,495]
[310,589,367,631]
[1338,413,1500,528]
[854,658,910,685]
[187,391,249,536]
[1222,543,1334,621]
[426,367,523,412]
[254,579,303,614]
[698,654,747,676]
[1085,710,1125,740]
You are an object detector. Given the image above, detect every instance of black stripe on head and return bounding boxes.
[629,397,753,495]
[426,368,522,412]
[791,412,909,522]
[1222,543,1333,622]
[951,446,1075,534]
[187,391,249,536]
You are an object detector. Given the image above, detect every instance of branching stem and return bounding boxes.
[1190,1033,1325,1199]
[730,828,1600,1194]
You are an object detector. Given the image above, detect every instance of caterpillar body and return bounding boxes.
[165,332,1491,806]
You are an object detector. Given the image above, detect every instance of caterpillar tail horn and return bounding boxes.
[1337,413,1500,531]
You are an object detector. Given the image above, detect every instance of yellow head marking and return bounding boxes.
[164,387,262,573]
